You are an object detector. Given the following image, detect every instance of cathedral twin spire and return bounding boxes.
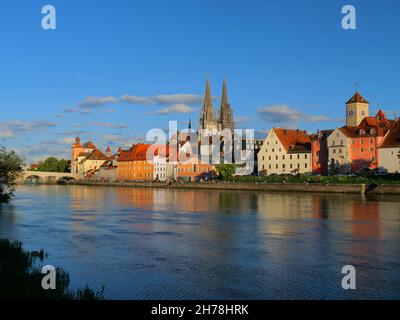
[199,79,235,133]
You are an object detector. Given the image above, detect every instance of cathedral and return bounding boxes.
[198,79,235,139]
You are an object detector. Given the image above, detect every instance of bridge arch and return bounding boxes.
[24,175,44,184]
[56,176,77,184]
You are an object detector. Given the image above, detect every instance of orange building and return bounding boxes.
[310,130,333,175]
[339,111,392,172]
[176,156,216,182]
[117,144,154,181]
[328,92,395,174]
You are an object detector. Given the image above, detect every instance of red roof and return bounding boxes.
[117,144,152,162]
[346,92,369,104]
[83,141,96,149]
[379,121,400,148]
[273,128,311,153]
[84,149,108,161]
[106,145,111,153]
[339,110,394,138]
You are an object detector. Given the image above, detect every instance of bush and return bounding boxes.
[231,174,400,185]
[0,239,104,300]
[0,147,23,203]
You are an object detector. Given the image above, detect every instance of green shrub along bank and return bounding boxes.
[0,239,104,300]
[230,174,400,185]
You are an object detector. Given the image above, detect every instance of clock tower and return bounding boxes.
[346,91,369,127]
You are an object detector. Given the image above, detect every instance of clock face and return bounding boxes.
[348,110,355,117]
[361,111,366,117]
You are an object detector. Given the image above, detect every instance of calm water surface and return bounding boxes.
[0,185,399,299]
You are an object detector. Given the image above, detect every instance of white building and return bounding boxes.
[378,122,400,173]
[258,128,312,175]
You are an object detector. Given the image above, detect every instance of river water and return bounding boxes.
[0,185,399,299]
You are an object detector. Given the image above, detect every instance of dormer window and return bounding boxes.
[359,129,365,135]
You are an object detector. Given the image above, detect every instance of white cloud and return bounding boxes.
[153,103,196,115]
[77,96,119,109]
[121,94,205,106]
[153,94,204,105]
[120,95,152,104]
[0,120,57,140]
[102,134,146,148]
[257,105,337,125]
[90,121,128,129]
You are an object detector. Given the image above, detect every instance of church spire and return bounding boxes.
[221,79,229,105]
[219,80,235,131]
[204,78,213,107]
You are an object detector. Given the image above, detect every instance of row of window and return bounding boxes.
[119,166,152,171]
[262,154,308,161]
[177,166,212,173]
[332,147,374,154]
[120,173,152,178]
[262,163,308,170]
[331,138,374,146]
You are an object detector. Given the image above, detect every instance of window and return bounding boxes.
[283,164,285,169]
[276,164,278,169]
[290,155,293,160]
[290,164,293,169]
[276,155,278,160]
[339,149,342,154]
[269,156,271,160]
[360,139,364,144]
[269,164,271,169]
[361,148,364,152]
[333,149,336,154]
[297,154,300,159]
[304,154,308,159]
[340,140,343,145]
[304,163,307,168]
[282,155,285,160]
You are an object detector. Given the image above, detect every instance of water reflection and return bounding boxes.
[1,185,399,299]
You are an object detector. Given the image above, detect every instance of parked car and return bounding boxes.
[356,168,374,177]
[373,167,388,177]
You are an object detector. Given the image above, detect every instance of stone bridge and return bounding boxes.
[17,171,79,184]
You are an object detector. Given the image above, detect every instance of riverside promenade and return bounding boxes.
[70,180,375,194]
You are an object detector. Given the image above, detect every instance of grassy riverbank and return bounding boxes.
[0,239,104,300]
[231,173,400,185]
[68,173,400,194]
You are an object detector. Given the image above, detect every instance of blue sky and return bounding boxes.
[1,0,400,162]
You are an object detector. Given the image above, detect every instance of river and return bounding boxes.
[0,185,399,299]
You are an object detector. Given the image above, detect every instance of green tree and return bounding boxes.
[216,164,237,180]
[36,157,70,173]
[0,147,23,203]
[0,239,104,300]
